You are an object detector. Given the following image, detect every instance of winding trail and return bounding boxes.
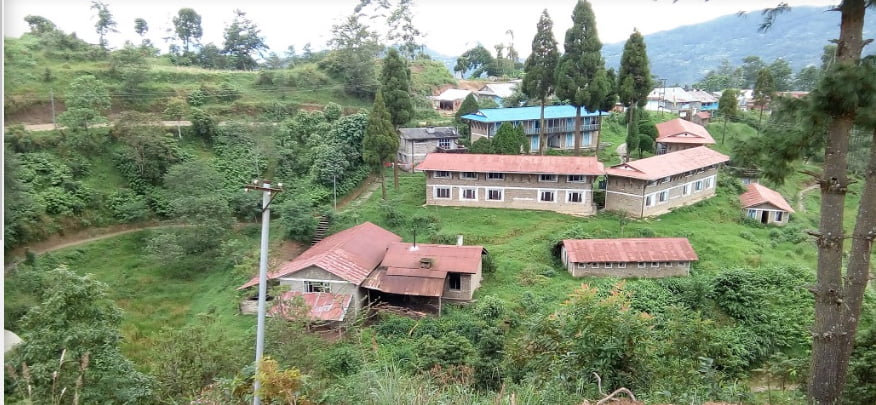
[797,184,820,212]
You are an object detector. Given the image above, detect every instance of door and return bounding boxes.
[761,211,769,224]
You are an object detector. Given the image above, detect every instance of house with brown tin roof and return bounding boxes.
[655,118,716,155]
[239,222,402,323]
[362,240,485,313]
[605,146,729,218]
[416,153,605,216]
[559,238,698,278]
[740,183,795,226]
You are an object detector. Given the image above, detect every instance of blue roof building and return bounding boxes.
[461,105,604,152]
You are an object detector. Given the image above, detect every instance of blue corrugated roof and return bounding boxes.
[461,105,602,123]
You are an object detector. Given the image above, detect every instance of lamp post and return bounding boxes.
[244,179,283,405]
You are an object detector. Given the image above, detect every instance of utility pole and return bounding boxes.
[244,179,283,405]
[50,89,57,129]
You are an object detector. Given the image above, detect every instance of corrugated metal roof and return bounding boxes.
[399,126,459,141]
[477,82,518,98]
[563,238,698,263]
[362,268,446,297]
[656,118,715,145]
[437,89,472,101]
[362,243,484,297]
[606,146,728,181]
[238,222,401,289]
[647,87,695,102]
[740,183,795,213]
[270,291,352,322]
[416,153,604,176]
[687,89,719,103]
[461,105,601,123]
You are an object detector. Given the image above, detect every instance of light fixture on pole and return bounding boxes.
[243,179,283,405]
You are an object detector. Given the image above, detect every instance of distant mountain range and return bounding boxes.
[602,6,875,86]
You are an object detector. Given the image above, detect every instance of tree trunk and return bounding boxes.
[594,111,603,154]
[380,170,387,200]
[808,2,868,404]
[177,121,182,139]
[573,105,581,156]
[538,100,547,155]
[722,118,728,144]
[393,158,399,190]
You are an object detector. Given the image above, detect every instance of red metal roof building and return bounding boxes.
[270,291,353,322]
[362,243,484,300]
[606,146,728,181]
[416,153,604,176]
[655,118,716,154]
[740,183,795,226]
[559,238,697,278]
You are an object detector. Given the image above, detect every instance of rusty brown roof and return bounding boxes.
[238,222,401,289]
[416,153,604,176]
[606,146,729,181]
[270,291,352,322]
[562,238,698,263]
[656,118,715,145]
[361,243,484,297]
[740,183,795,213]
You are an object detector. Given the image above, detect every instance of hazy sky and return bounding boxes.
[3,0,839,57]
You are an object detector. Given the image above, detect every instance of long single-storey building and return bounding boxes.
[605,146,729,217]
[416,153,605,216]
[559,237,698,278]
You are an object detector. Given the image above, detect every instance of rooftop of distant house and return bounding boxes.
[416,153,605,176]
[562,238,698,263]
[461,105,602,123]
[606,146,729,180]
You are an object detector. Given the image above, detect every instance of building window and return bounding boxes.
[567,191,584,203]
[488,172,505,180]
[539,174,558,182]
[683,184,691,195]
[487,189,503,201]
[747,209,757,218]
[589,262,599,268]
[434,171,450,179]
[645,194,654,207]
[461,188,477,200]
[577,263,587,269]
[704,177,713,189]
[775,211,784,221]
[679,262,689,267]
[448,273,461,290]
[658,190,669,203]
[539,190,556,202]
[461,172,478,180]
[605,262,613,268]
[638,262,646,268]
[651,262,659,267]
[305,281,330,293]
[438,138,451,149]
[435,187,451,199]
[567,175,586,183]
[694,180,703,191]
[663,262,673,267]
[617,262,627,269]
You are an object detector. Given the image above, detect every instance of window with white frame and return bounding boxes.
[461,188,477,200]
[605,262,613,268]
[618,262,627,268]
[539,174,558,182]
[658,190,669,203]
[694,180,703,191]
[683,184,691,195]
[434,171,450,179]
[438,138,451,149]
[461,172,478,180]
[645,194,655,207]
[775,211,784,221]
[704,176,713,189]
[638,262,646,268]
[577,263,587,269]
[487,189,503,201]
[651,262,659,267]
[567,191,584,203]
[539,190,556,202]
[663,262,673,267]
[305,281,330,293]
[567,175,586,183]
[488,172,505,180]
[747,209,757,218]
[589,262,599,268]
[679,262,689,267]
[435,187,451,199]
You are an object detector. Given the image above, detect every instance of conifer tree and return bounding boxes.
[363,89,399,200]
[718,88,739,144]
[522,10,559,155]
[618,29,652,156]
[556,0,609,155]
[381,47,414,189]
[753,68,776,126]
[491,122,529,155]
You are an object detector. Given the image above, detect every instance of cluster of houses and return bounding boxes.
[240,99,798,325]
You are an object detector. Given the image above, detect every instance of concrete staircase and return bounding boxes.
[311,215,330,245]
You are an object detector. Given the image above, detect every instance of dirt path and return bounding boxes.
[797,184,819,212]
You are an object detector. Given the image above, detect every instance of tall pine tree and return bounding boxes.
[362,89,399,200]
[380,47,414,189]
[555,0,609,156]
[522,10,559,155]
[618,29,652,159]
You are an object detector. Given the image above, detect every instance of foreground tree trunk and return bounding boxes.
[808,1,870,404]
[538,100,547,155]
[573,106,581,156]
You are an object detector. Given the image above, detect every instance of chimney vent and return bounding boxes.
[419,257,433,269]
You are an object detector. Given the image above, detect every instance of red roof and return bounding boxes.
[416,153,604,176]
[562,238,698,263]
[270,291,352,322]
[238,222,401,289]
[695,111,711,119]
[656,118,715,145]
[606,146,729,181]
[362,243,484,297]
[739,183,795,213]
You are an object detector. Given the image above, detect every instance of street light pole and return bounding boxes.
[244,179,282,405]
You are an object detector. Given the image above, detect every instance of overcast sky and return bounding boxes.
[3,0,838,57]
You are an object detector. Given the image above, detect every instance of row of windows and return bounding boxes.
[644,176,715,207]
[433,172,590,183]
[576,261,690,269]
[747,209,785,221]
[435,187,588,203]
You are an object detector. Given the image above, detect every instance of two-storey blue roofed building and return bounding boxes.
[461,105,603,153]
